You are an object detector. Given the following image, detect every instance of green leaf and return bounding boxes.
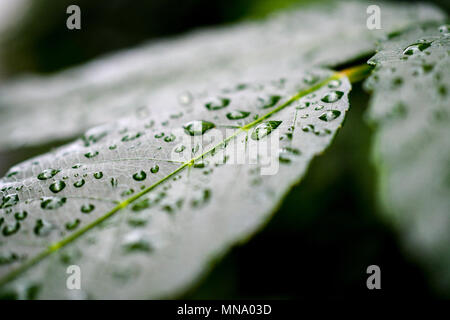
[0,69,351,298]
[0,1,443,149]
[365,23,450,294]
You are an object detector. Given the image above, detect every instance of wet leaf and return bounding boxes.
[365,23,450,295]
[0,69,351,298]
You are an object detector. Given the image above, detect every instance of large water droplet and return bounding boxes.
[49,181,66,193]
[183,120,215,136]
[132,171,147,181]
[251,121,282,140]
[40,197,66,210]
[321,91,344,103]
[226,110,250,120]
[319,110,341,122]
[403,41,432,55]
[37,169,60,180]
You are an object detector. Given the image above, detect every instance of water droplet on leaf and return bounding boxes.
[49,181,66,193]
[403,41,432,56]
[34,219,53,236]
[2,222,20,236]
[37,169,60,180]
[81,204,95,214]
[319,110,341,122]
[226,110,250,120]
[14,211,28,221]
[132,171,147,181]
[251,121,282,140]
[183,120,215,136]
[321,91,344,103]
[150,165,159,173]
[93,172,103,179]
[74,179,85,188]
[256,95,281,109]
[66,219,81,231]
[40,197,66,210]
[205,97,230,110]
[328,79,342,88]
[175,145,186,153]
[164,134,176,142]
[84,151,99,159]
[296,102,311,110]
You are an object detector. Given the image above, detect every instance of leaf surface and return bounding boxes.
[0,69,351,298]
[365,23,450,294]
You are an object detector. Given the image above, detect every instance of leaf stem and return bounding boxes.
[338,63,373,83]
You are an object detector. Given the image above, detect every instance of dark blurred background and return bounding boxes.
[0,0,448,299]
[1,0,448,76]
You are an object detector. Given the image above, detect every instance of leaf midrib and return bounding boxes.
[0,67,366,287]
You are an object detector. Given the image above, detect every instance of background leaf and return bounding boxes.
[0,1,444,153]
[365,23,450,295]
